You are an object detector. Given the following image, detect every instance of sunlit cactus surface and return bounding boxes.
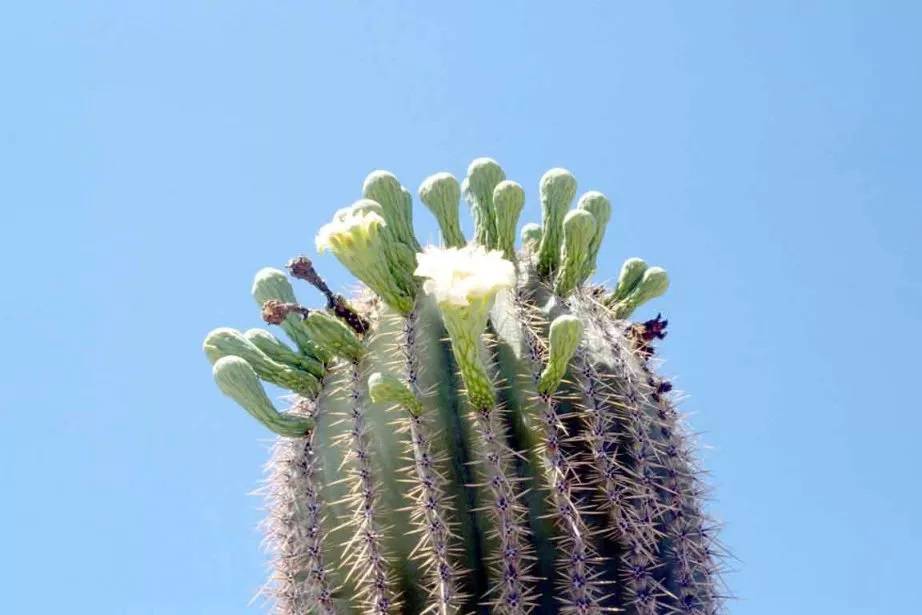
[204,158,726,615]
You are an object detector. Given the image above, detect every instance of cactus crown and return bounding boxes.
[204,158,726,614]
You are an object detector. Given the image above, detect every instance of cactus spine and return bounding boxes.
[204,158,726,614]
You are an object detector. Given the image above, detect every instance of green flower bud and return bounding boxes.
[418,172,466,248]
[612,266,670,319]
[576,191,612,282]
[243,328,324,377]
[316,202,416,314]
[537,315,584,395]
[520,223,542,253]
[367,372,422,416]
[536,168,577,276]
[362,170,420,252]
[492,180,525,260]
[213,356,314,437]
[606,257,648,305]
[302,311,365,362]
[251,267,320,357]
[203,327,320,396]
[554,209,597,296]
[461,157,505,249]
[415,245,516,410]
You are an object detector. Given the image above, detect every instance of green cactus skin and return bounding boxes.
[204,160,726,615]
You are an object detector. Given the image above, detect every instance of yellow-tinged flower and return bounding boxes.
[315,201,416,314]
[315,204,386,255]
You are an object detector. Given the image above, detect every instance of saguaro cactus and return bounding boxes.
[204,159,726,614]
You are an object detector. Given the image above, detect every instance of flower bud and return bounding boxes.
[461,157,505,249]
[576,191,612,282]
[520,223,542,253]
[537,315,584,395]
[493,180,525,260]
[244,328,324,377]
[612,266,670,319]
[536,168,577,276]
[362,170,420,252]
[302,311,365,362]
[419,172,465,248]
[213,356,314,437]
[368,372,422,416]
[554,209,597,296]
[203,327,320,396]
[607,257,648,305]
[251,268,319,357]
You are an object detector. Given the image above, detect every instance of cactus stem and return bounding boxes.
[632,350,726,614]
[588,306,683,614]
[574,350,668,609]
[336,359,395,614]
[535,392,605,614]
[287,256,371,335]
[516,298,605,613]
[264,398,338,615]
[401,308,463,613]
[468,404,535,614]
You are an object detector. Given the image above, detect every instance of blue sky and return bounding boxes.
[2,2,919,613]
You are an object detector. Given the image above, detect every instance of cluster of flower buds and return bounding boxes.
[605,257,671,318]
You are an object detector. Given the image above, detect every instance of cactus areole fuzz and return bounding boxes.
[204,158,726,614]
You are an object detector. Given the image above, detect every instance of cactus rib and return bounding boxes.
[401,309,463,613]
[336,359,395,613]
[516,299,605,613]
[264,398,337,615]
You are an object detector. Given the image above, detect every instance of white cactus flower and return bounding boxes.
[414,245,515,308]
[415,245,516,410]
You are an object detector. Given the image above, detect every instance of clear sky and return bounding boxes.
[2,2,919,613]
